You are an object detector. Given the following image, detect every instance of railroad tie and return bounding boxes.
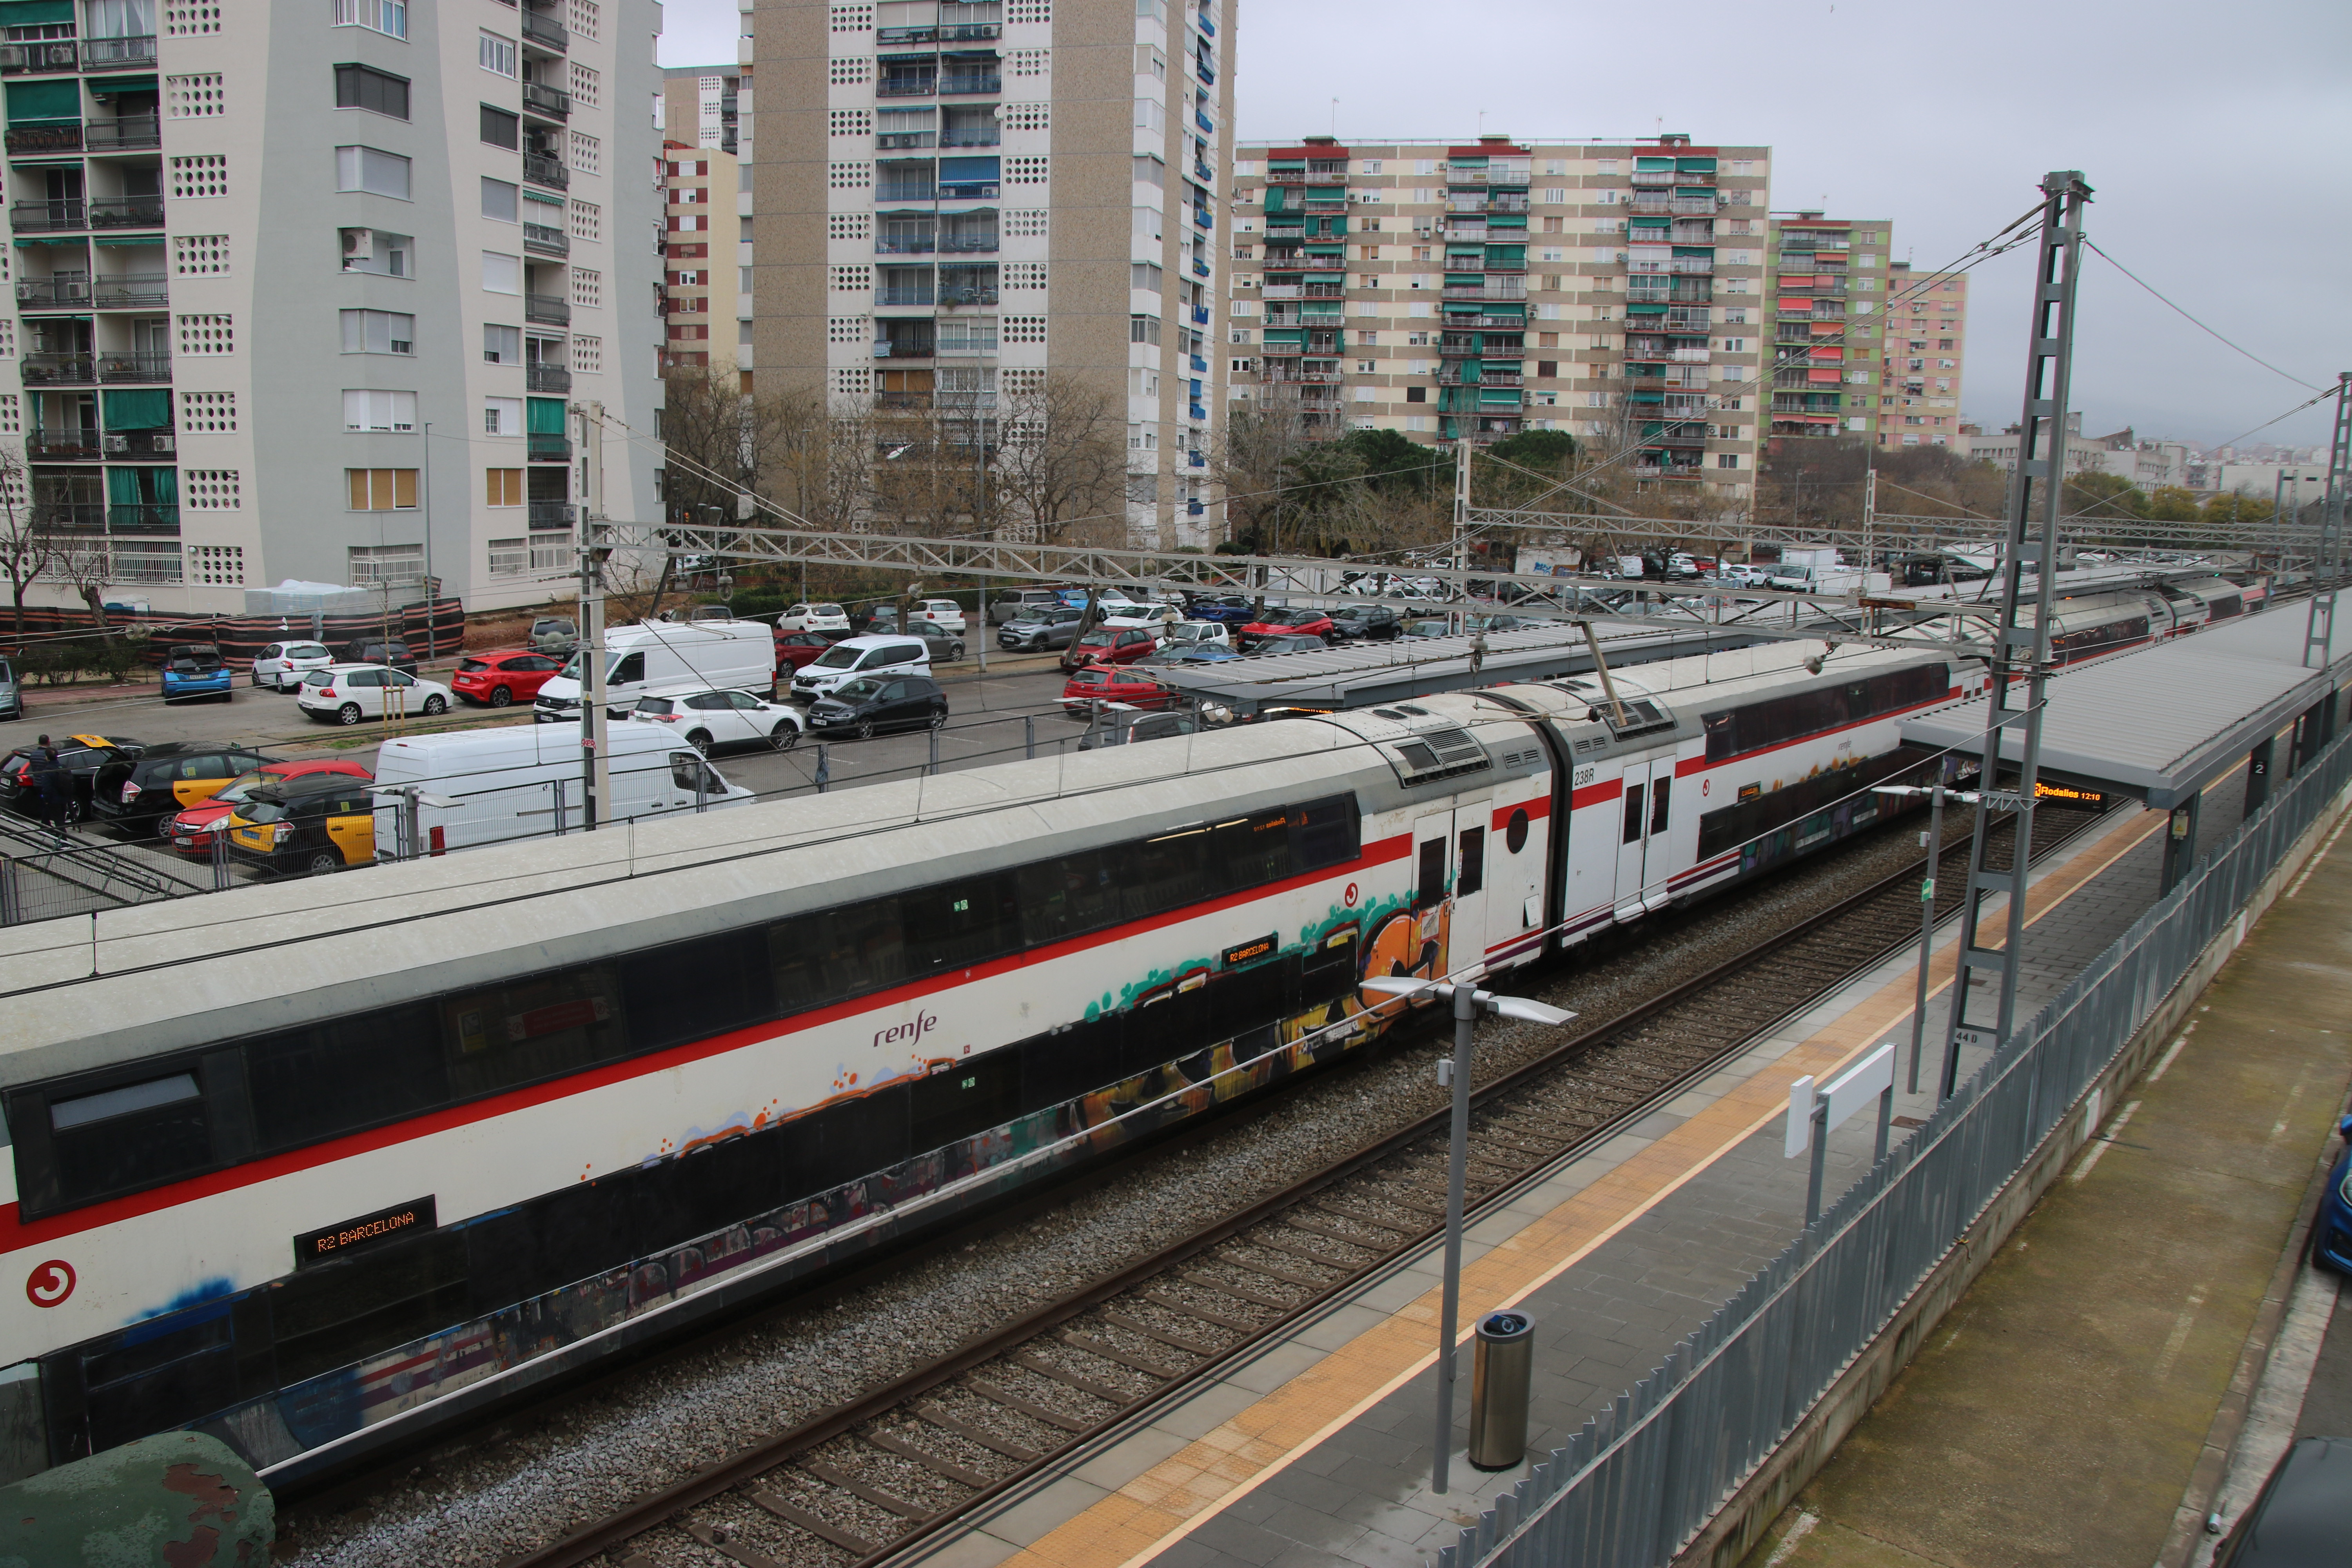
[1058,1330,1184,1380]
[746,1494,880,1557]
[964,1375,1095,1430]
[1010,1351,1136,1406]
[1101,1308,1223,1356]
[681,1521,793,1568]
[799,1458,930,1520]
[1238,1234,1359,1276]
[1312,1198,1425,1232]
[863,1427,998,1488]
[1285,1213,1397,1250]
[912,1400,1044,1459]
[1145,1287,1267,1329]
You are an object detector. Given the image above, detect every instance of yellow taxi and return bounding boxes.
[225,773,378,876]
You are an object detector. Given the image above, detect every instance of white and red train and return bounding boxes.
[0,640,1983,1481]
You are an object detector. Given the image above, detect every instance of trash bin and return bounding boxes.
[1468,1310,1535,1471]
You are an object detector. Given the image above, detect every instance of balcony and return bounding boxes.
[524,292,570,325]
[1258,339,1301,356]
[1439,337,1479,358]
[523,80,570,120]
[524,221,570,257]
[528,499,577,529]
[1191,258,1210,277]
[524,152,569,189]
[1446,167,1488,187]
[5,121,79,155]
[16,277,91,309]
[94,274,167,310]
[528,433,571,463]
[20,353,95,385]
[1666,309,1711,332]
[877,74,938,96]
[84,115,160,153]
[940,229,998,252]
[32,502,105,533]
[938,180,998,200]
[97,352,170,383]
[1259,283,1301,300]
[1190,305,1210,325]
[1488,194,1530,214]
[527,364,571,393]
[872,339,935,358]
[89,196,164,230]
[27,430,99,461]
[0,39,78,74]
[939,127,998,147]
[940,286,996,307]
[938,73,1000,94]
[520,7,567,49]
[1265,170,1304,185]
[1301,198,1345,213]
[107,503,178,533]
[103,428,176,457]
[80,33,153,67]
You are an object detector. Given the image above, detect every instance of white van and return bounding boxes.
[788,633,933,700]
[370,719,750,856]
[534,619,775,723]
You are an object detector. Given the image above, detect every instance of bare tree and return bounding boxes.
[1209,392,1314,553]
[47,534,111,628]
[993,373,1126,547]
[0,452,51,637]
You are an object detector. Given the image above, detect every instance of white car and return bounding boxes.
[910,598,968,635]
[252,640,335,691]
[789,633,935,700]
[632,687,802,754]
[1161,620,1232,649]
[779,602,851,635]
[1720,564,1773,587]
[296,664,454,726]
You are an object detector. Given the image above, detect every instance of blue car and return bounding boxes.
[160,642,233,704]
[1184,595,1260,627]
[2316,1115,2352,1274]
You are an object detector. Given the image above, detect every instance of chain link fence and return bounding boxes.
[1446,725,2352,1568]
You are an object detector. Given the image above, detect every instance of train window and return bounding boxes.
[1299,926,1359,1008]
[1214,808,1295,892]
[909,1049,1022,1153]
[50,1071,199,1130]
[1504,807,1530,855]
[1651,777,1671,835]
[75,1310,238,1457]
[1457,828,1485,895]
[1622,785,1644,844]
[45,1070,213,1211]
[1415,837,1447,908]
[1015,845,1122,946]
[619,928,774,1053]
[248,1002,448,1152]
[267,1230,469,1385]
[1702,664,1949,761]
[1294,795,1359,868]
[440,965,628,1100]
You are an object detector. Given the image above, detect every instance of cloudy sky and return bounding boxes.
[660,0,2351,454]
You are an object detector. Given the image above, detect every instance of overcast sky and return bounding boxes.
[661,0,2351,454]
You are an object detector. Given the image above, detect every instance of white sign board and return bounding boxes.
[1785,1043,1896,1159]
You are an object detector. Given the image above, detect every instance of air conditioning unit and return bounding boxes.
[341,228,373,261]
[0,46,26,69]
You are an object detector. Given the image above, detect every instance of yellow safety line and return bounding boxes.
[991,803,2169,1568]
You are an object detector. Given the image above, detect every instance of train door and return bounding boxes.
[1411,813,1455,980]
[1450,800,1492,967]
[1613,749,1678,920]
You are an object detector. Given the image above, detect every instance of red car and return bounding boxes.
[450,650,566,708]
[1240,608,1336,647]
[160,758,374,859]
[774,629,837,672]
[1058,624,1161,672]
[1060,663,1174,717]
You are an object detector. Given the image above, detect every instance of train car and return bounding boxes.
[0,642,1971,1485]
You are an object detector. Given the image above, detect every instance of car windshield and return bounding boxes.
[834,677,886,701]
[236,798,296,825]
[812,603,843,616]
[812,645,863,669]
[302,670,332,685]
[1068,669,1105,684]
[635,698,674,715]
[458,659,489,673]
[213,769,273,802]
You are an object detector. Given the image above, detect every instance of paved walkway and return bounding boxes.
[904,778,2267,1568]
[1739,806,2352,1568]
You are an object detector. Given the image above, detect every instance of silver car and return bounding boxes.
[0,654,18,722]
[998,605,1087,651]
[252,640,335,691]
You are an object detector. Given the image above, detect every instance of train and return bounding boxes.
[0,638,1990,1484]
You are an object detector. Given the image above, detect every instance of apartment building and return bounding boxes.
[662,63,744,155]
[661,137,744,381]
[753,0,1235,547]
[0,0,662,615]
[1759,211,1891,443]
[1877,259,1967,446]
[1227,133,1770,502]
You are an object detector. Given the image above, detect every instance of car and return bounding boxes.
[910,598,968,635]
[160,643,233,704]
[252,641,335,692]
[1720,564,1773,588]
[0,653,17,722]
[789,634,934,701]
[225,773,379,877]
[160,758,374,859]
[632,687,804,754]
[898,621,966,662]
[1078,708,1200,750]
[2316,1113,2352,1274]
[1058,624,1161,672]
[1239,608,1337,648]
[779,602,851,635]
[450,650,566,708]
[296,664,453,725]
[90,742,271,837]
[0,734,142,822]
[1329,604,1403,641]
[527,617,579,655]
[1135,646,1241,668]
[802,673,948,738]
[1249,633,1330,658]
[1402,618,1454,639]
[1060,663,1172,717]
[1463,613,1531,635]
[1159,619,1232,650]
[1183,594,1260,627]
[999,604,1088,652]
[339,638,418,676]
[774,629,838,671]
[988,587,1067,625]
[2211,1434,2352,1566]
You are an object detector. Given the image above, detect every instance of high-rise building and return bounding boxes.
[1759,211,1893,444]
[1227,133,1770,502]
[662,64,745,156]
[661,138,743,381]
[0,0,664,613]
[1877,260,1967,447]
[752,0,1234,546]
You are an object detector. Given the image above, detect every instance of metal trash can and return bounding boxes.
[1468,1310,1535,1471]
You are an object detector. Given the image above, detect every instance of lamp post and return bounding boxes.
[1872,779,1983,1097]
[1362,973,1576,1498]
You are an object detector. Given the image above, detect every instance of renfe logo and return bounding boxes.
[875,1010,940,1051]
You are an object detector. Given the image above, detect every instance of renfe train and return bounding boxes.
[0,640,1984,1482]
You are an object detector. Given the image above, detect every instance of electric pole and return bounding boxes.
[2305,371,2350,669]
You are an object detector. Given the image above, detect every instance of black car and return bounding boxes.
[2213,1434,2352,1566]
[1329,604,1403,641]
[998,604,1088,652]
[91,742,270,836]
[341,638,418,675]
[1250,633,1328,658]
[804,674,948,739]
[0,735,144,822]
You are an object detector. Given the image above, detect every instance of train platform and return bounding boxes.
[1737,803,2352,1568]
[898,771,2269,1568]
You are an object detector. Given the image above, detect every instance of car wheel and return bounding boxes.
[336,702,363,726]
[927,708,947,730]
[422,695,448,716]
[488,685,514,708]
[855,718,876,740]
[686,729,715,757]
[769,721,800,751]
[306,849,342,877]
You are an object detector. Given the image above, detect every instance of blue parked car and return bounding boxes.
[2316,1115,2352,1274]
[1184,594,1260,627]
[160,642,233,704]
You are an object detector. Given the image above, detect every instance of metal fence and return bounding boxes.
[0,827,227,925]
[1448,725,2352,1568]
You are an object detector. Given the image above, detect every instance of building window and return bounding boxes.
[169,154,227,199]
[342,309,416,354]
[487,468,524,506]
[342,389,417,431]
[488,537,528,577]
[332,0,406,38]
[1716,452,1740,469]
[479,30,517,77]
[341,228,411,277]
[480,104,519,149]
[483,323,521,364]
[335,63,410,119]
[1131,261,1163,293]
[1129,314,1161,345]
[336,145,411,198]
[483,396,523,435]
[1405,386,1425,403]
[346,469,419,510]
[481,251,521,294]
[481,177,519,223]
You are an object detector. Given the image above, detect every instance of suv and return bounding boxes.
[226,774,379,877]
[161,644,232,704]
[528,617,579,655]
[0,653,16,722]
[999,604,1087,652]
[92,742,271,836]
[340,638,418,675]
[1058,624,1160,672]
[989,587,1068,625]
[804,674,948,738]
[1329,604,1403,641]
[0,735,142,822]
[789,634,933,700]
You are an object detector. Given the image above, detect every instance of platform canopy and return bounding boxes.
[1898,607,2352,809]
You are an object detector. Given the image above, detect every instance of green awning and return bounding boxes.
[87,75,157,96]
[93,234,164,247]
[524,188,564,207]
[526,397,566,435]
[0,0,76,23]
[6,79,79,124]
[102,389,170,429]
[1626,303,1668,316]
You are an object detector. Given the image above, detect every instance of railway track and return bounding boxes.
[498,799,2107,1568]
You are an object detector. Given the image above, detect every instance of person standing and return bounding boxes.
[28,734,66,834]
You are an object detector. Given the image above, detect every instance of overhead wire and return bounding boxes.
[2083,240,2323,392]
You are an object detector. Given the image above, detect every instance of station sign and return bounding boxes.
[2033,781,2107,808]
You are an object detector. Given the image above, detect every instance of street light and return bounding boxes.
[1362,973,1575,1497]
[1872,778,1984,1099]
